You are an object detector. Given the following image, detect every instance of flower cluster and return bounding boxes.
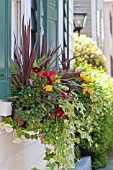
[0,122,21,144]
[0,123,13,133]
[80,74,93,95]
[81,83,93,94]
[80,74,92,82]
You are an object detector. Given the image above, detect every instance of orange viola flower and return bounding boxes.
[88,88,93,94]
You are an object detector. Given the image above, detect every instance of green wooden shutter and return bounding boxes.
[36,0,58,63]
[0,0,11,100]
[44,0,58,51]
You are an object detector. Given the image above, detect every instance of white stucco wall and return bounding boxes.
[104,0,113,75]
[0,115,47,170]
[58,0,63,48]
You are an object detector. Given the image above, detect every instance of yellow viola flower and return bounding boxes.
[80,74,83,79]
[44,85,53,91]
[57,79,61,83]
[28,93,31,97]
[87,77,92,83]
[83,90,86,94]
[83,87,88,94]
[88,88,93,94]
[0,122,5,130]
[55,75,61,79]
[5,124,13,133]
[55,75,59,79]
[80,74,87,81]
[13,137,21,144]
[81,83,87,87]
[83,75,88,81]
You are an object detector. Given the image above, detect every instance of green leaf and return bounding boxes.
[32,168,39,170]
[44,153,55,161]
[46,162,56,170]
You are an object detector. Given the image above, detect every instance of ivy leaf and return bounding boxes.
[46,162,56,170]
[24,132,30,139]
[44,153,55,161]
[32,168,39,170]
[45,147,51,154]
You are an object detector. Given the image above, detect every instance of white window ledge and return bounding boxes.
[0,100,12,117]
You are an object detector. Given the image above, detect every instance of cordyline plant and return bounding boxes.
[1,17,93,170]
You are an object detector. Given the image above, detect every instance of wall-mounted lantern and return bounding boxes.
[73,4,87,36]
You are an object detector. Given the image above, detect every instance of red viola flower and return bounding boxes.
[43,71,56,77]
[49,71,56,77]
[43,71,57,84]
[32,67,43,74]
[55,107,63,117]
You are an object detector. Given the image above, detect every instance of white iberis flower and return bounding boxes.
[5,124,13,133]
[13,137,21,144]
[0,122,5,130]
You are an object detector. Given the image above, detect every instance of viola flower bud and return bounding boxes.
[50,113,55,118]
[75,117,79,120]
[61,115,65,120]
[70,132,73,138]
[32,67,43,74]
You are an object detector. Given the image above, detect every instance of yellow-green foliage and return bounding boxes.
[74,63,113,169]
[73,33,106,69]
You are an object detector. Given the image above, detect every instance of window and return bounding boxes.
[111,55,113,77]
[97,9,100,38]
[31,0,37,49]
[110,11,112,35]
[12,0,21,58]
